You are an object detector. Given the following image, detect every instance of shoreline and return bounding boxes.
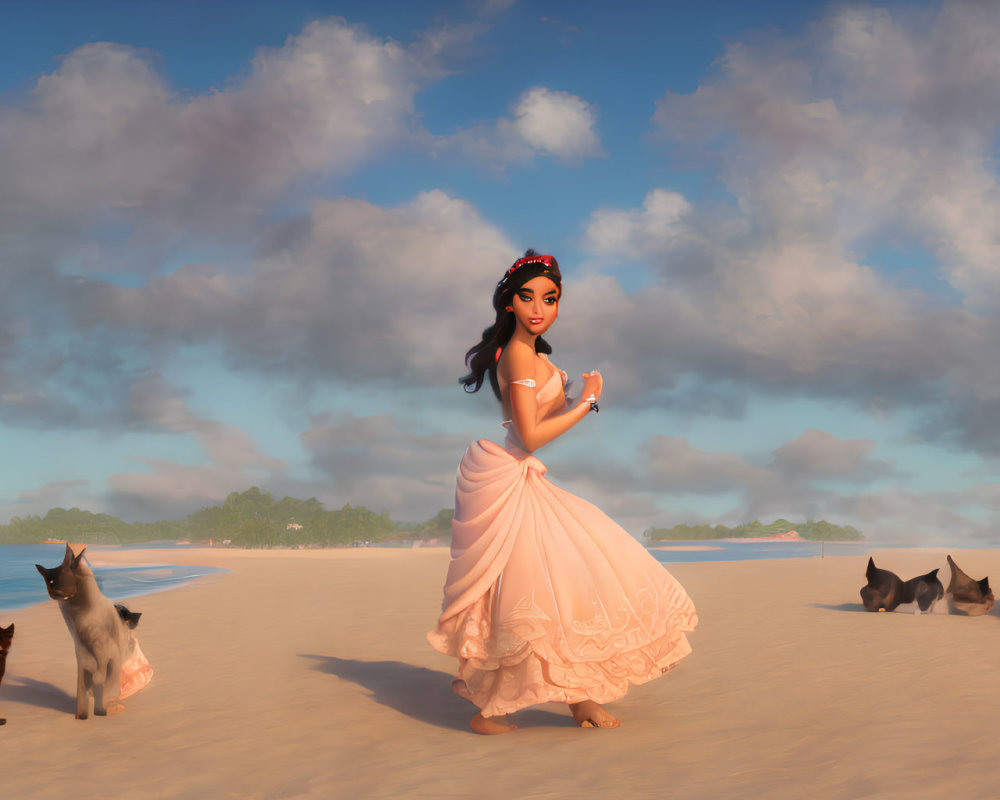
[5,546,1000,797]
[3,540,982,612]
[647,544,723,551]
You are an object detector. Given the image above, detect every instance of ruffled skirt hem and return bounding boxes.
[428,603,694,717]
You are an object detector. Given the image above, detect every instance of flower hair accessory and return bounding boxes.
[496,254,558,289]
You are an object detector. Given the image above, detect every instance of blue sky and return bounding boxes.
[1,0,998,543]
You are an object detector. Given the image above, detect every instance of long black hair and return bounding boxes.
[460,249,562,400]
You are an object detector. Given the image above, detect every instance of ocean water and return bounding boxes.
[0,544,226,612]
[0,539,976,610]
[648,539,901,564]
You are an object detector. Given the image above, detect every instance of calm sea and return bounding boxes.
[0,544,226,612]
[1,539,979,611]
[648,539,914,564]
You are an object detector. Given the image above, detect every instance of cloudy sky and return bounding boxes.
[2,0,999,542]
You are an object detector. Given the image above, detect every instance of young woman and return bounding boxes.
[428,250,697,734]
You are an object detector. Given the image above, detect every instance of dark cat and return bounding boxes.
[115,603,142,629]
[0,622,12,725]
[36,545,140,719]
[860,556,905,612]
[901,568,944,614]
[946,554,995,616]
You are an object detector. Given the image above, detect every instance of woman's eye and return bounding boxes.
[544,297,557,304]
[517,294,530,302]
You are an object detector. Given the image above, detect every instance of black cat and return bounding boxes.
[115,603,142,629]
[901,568,944,614]
[860,557,905,612]
[0,622,13,725]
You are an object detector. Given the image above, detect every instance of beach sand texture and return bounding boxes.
[3,546,1000,799]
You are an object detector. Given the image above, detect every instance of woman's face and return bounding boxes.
[510,275,559,337]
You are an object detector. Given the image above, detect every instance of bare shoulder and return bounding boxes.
[498,341,537,383]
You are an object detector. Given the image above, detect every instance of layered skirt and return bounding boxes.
[428,439,697,717]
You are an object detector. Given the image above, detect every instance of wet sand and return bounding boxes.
[2,545,1000,799]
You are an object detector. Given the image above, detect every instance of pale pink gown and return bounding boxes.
[428,359,698,717]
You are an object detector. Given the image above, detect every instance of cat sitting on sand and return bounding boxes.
[946,554,995,616]
[860,557,905,612]
[0,622,12,725]
[36,545,152,719]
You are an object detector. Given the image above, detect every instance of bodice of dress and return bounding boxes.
[498,355,568,453]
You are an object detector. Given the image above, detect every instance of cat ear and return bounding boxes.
[71,547,87,569]
[35,564,47,576]
[62,543,74,566]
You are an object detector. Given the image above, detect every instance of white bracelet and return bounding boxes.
[583,394,599,413]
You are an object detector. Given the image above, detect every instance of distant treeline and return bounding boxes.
[0,496,862,547]
[645,518,863,541]
[0,488,454,548]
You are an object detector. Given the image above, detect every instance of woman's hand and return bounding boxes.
[581,370,603,404]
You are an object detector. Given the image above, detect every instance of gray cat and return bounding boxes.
[35,545,139,719]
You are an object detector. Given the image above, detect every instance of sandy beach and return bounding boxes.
[4,545,1000,799]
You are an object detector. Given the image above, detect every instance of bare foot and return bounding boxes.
[569,700,620,729]
[470,713,517,735]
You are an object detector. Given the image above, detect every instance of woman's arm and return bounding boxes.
[511,392,594,452]
[504,344,602,452]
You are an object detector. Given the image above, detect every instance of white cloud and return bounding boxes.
[1,480,93,522]
[438,86,603,166]
[654,2,1000,306]
[561,1,1000,461]
[108,374,286,520]
[532,421,979,541]
[574,428,974,542]
[770,429,898,482]
[0,19,427,245]
[641,429,896,500]
[512,87,602,161]
[644,435,765,495]
[585,189,692,258]
[80,190,516,387]
[301,412,468,519]
[128,373,284,471]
